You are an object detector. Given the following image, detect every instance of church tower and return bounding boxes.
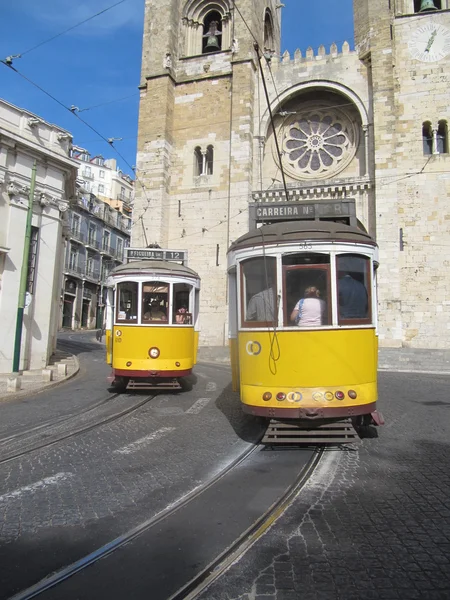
[354,0,450,348]
[134,0,281,345]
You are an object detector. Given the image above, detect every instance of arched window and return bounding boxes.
[206,145,214,174]
[437,120,448,153]
[263,10,275,54]
[194,146,203,176]
[414,0,440,12]
[422,121,433,155]
[194,145,214,177]
[202,11,222,54]
[182,0,231,57]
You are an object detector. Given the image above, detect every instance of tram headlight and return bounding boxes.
[335,391,345,401]
[126,361,132,367]
[149,347,160,359]
[262,392,272,401]
[348,390,357,399]
[276,392,286,401]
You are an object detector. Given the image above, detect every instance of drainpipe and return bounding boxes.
[12,161,37,373]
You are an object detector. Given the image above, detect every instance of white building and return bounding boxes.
[71,146,134,217]
[0,99,78,373]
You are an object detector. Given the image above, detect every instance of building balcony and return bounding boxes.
[70,229,86,244]
[85,237,101,251]
[82,170,94,180]
[85,270,100,283]
[65,264,84,278]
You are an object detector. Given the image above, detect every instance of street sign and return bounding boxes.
[125,248,187,263]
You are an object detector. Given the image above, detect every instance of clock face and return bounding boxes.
[408,22,450,62]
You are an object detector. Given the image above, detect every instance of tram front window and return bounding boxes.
[283,254,330,327]
[117,282,138,322]
[337,254,371,323]
[142,282,168,322]
[242,257,277,326]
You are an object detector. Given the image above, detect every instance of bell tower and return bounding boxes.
[134,0,281,345]
[354,0,450,348]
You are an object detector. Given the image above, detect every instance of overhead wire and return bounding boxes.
[4,0,130,61]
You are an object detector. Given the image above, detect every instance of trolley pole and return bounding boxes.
[12,161,37,373]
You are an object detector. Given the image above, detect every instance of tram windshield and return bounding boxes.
[117,282,138,322]
[337,254,371,323]
[142,282,168,322]
[173,282,193,325]
[242,256,277,326]
[284,254,331,327]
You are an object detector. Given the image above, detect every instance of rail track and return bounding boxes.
[0,393,156,466]
[8,442,321,600]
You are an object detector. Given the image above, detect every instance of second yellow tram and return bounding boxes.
[105,259,201,390]
[227,220,383,427]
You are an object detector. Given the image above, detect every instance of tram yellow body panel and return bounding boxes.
[237,328,378,410]
[112,325,196,373]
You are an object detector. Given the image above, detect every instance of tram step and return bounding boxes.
[262,419,360,445]
[127,379,182,391]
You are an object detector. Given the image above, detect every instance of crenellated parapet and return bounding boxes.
[267,41,353,69]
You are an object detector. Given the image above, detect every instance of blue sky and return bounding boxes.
[0,0,353,177]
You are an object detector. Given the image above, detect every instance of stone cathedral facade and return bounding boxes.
[133,0,450,349]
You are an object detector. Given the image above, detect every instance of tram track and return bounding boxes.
[8,443,322,600]
[0,393,156,466]
[0,393,120,445]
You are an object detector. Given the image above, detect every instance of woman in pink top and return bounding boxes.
[290,286,326,327]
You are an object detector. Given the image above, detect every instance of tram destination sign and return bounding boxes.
[126,248,187,263]
[249,200,356,227]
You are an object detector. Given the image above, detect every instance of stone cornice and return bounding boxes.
[253,177,373,202]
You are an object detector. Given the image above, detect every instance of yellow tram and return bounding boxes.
[105,259,200,391]
[227,220,383,427]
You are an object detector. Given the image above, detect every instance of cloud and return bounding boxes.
[18,0,145,35]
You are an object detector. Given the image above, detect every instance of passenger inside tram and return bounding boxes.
[290,285,327,327]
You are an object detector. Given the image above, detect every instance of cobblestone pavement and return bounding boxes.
[197,370,450,600]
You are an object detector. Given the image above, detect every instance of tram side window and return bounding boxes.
[142,282,168,322]
[242,256,277,326]
[283,254,330,327]
[337,254,371,323]
[117,282,138,322]
[173,283,193,325]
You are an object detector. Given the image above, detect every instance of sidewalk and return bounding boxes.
[0,348,80,401]
[0,344,449,402]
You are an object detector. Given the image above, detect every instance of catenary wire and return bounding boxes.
[5,0,131,60]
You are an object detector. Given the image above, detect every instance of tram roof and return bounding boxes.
[109,260,200,279]
[228,220,376,251]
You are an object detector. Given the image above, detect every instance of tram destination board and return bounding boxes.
[126,248,187,263]
[249,200,357,227]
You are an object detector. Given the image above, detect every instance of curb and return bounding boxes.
[0,354,80,402]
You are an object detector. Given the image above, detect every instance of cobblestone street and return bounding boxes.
[199,371,450,600]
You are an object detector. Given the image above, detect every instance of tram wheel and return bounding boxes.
[111,377,129,392]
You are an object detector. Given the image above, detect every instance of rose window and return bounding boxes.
[281,107,358,180]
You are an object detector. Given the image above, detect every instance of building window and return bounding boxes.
[422,121,433,155]
[100,170,105,178]
[26,227,39,294]
[69,245,78,270]
[194,145,214,176]
[72,214,80,235]
[414,0,440,11]
[98,184,105,194]
[86,255,95,278]
[437,120,448,153]
[182,1,231,57]
[263,9,275,54]
[88,223,96,246]
[103,230,110,251]
[202,11,222,53]
[117,238,124,260]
